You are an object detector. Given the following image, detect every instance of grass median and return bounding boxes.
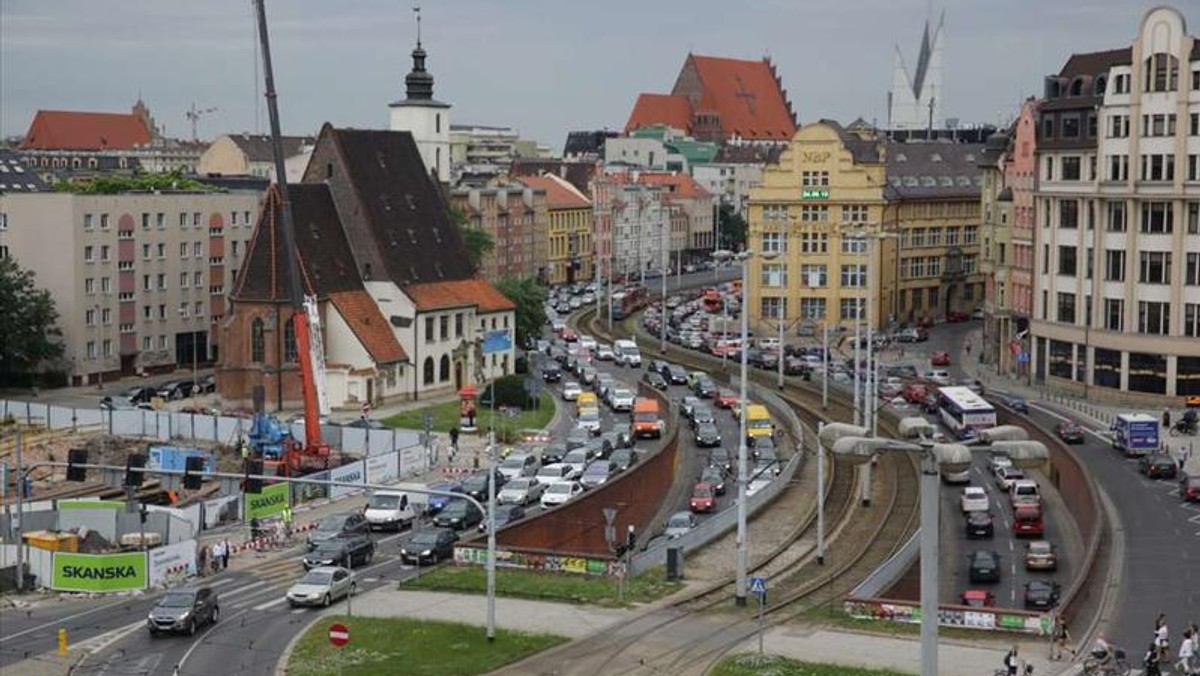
[402,565,682,608]
[383,392,555,439]
[287,615,566,676]
[712,654,914,676]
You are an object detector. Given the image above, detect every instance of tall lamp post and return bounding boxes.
[818,421,1049,676]
[712,247,777,606]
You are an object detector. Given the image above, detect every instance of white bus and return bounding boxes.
[936,386,996,440]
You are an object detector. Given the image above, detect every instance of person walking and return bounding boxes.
[220,538,231,569]
[197,543,208,577]
[1144,641,1162,676]
[1155,613,1169,662]
[1176,629,1196,676]
[1052,616,1075,660]
[1164,408,1172,430]
[449,426,460,463]
[210,541,222,574]
[1004,645,1020,676]
[281,504,294,537]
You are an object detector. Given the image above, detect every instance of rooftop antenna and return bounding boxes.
[414,4,421,47]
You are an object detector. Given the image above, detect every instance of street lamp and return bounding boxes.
[819,419,1049,676]
[711,247,778,606]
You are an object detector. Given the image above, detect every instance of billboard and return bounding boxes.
[481,329,512,355]
[245,482,290,520]
[51,551,147,593]
[149,445,215,473]
[329,460,366,500]
[148,540,197,587]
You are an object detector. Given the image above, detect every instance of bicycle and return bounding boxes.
[1082,655,1131,676]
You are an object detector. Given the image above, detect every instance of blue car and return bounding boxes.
[426,482,463,515]
[1004,396,1029,413]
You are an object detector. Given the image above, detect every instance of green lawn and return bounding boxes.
[712,654,914,676]
[383,392,555,440]
[402,565,682,608]
[286,615,566,676]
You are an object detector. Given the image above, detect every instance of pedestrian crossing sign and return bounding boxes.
[749,577,767,595]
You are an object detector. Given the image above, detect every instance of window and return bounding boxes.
[1114,73,1130,94]
[760,264,787,287]
[159,335,168,349]
[155,212,165,229]
[840,264,866,288]
[841,205,868,223]
[100,277,111,293]
[180,242,189,258]
[101,308,111,325]
[424,317,434,343]
[1139,154,1175,181]
[422,357,435,385]
[800,171,829,187]
[142,336,152,350]
[98,245,110,262]
[143,305,151,320]
[194,301,203,317]
[157,243,165,259]
[84,245,94,262]
[800,264,827,287]
[927,228,942,246]
[84,214,94,230]
[1190,202,1200,234]
[1138,301,1170,335]
[1139,251,1172,284]
[1140,202,1173,234]
[86,341,96,359]
[1043,118,1055,140]
[944,227,959,245]
[799,297,826,319]
[1191,113,1200,136]
[193,242,202,257]
[439,315,449,340]
[455,313,464,338]
[283,318,297,362]
[250,318,265,363]
[1107,202,1126,232]
[1189,154,1199,181]
[799,233,828,253]
[1055,292,1076,324]
[761,232,786,254]
[760,297,786,320]
[1109,114,1130,138]
[85,309,96,326]
[1144,52,1179,92]
[179,213,188,228]
[1103,298,1124,331]
[1058,246,1077,276]
[964,226,978,244]
[439,355,451,381]
[1059,200,1078,229]
[102,339,112,357]
[193,271,202,287]
[99,214,109,230]
[841,236,867,255]
[840,298,864,320]
[141,213,150,229]
[1044,156,1054,181]
[157,274,166,290]
[142,275,151,291]
[1061,116,1079,138]
[85,278,95,294]
[1107,155,1128,181]
[180,272,189,288]
[158,304,166,320]
[1186,304,1200,338]
[1187,252,1200,286]
[800,205,829,222]
[1104,250,1125,281]
[179,303,189,318]
[232,241,239,257]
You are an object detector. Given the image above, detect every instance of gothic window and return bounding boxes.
[423,357,435,385]
[283,318,297,362]
[250,318,265,363]
[439,355,450,382]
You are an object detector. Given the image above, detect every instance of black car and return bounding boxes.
[1023,580,1062,610]
[643,371,669,391]
[542,363,563,382]
[461,470,508,501]
[750,435,776,457]
[650,360,671,378]
[480,504,526,531]
[122,385,157,404]
[157,380,195,400]
[690,405,716,429]
[400,528,457,565]
[541,442,567,465]
[599,430,629,452]
[147,587,219,636]
[708,447,733,473]
[968,550,1001,583]
[307,512,370,550]
[302,534,375,570]
[1139,453,1178,479]
[611,448,639,471]
[694,422,722,448]
[965,511,995,539]
[666,365,688,385]
[432,499,484,530]
[1056,421,1085,444]
[693,378,717,398]
[198,374,217,394]
[701,466,727,495]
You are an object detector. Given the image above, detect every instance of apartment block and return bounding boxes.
[450,184,549,282]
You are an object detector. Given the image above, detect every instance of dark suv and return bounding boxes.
[307,512,370,550]
[148,587,219,636]
[432,500,484,530]
[400,528,457,565]
[301,534,376,570]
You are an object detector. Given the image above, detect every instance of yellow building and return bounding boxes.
[747,121,887,335]
[517,174,594,285]
[747,120,986,336]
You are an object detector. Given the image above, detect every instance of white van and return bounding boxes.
[614,339,642,367]
[364,490,417,531]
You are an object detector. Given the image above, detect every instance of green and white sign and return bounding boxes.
[246,482,290,520]
[58,498,124,511]
[52,552,147,592]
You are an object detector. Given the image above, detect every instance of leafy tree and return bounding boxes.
[717,203,747,251]
[0,256,64,376]
[493,277,547,349]
[54,169,221,195]
[451,208,494,274]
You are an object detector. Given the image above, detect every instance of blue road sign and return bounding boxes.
[749,576,767,595]
[1017,351,1030,364]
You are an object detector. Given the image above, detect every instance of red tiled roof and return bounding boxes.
[20,110,152,151]
[635,172,711,199]
[685,55,797,140]
[328,290,408,364]
[625,94,693,134]
[405,279,515,314]
[517,174,591,209]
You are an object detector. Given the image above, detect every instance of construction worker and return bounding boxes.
[239,436,250,460]
[281,504,294,537]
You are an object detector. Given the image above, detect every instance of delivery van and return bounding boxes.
[745,404,774,443]
[633,397,664,438]
[364,490,418,531]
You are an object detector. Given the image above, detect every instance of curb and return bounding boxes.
[273,613,324,676]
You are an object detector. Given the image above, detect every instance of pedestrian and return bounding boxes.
[449,426,460,457]
[1004,645,1020,676]
[221,538,230,569]
[1145,641,1163,676]
[1164,408,1172,430]
[282,504,294,537]
[1155,613,1170,662]
[1052,616,1074,660]
[197,543,208,577]
[1177,629,1196,676]
[210,541,222,574]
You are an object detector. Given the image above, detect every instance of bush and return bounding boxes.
[480,375,533,409]
[514,355,529,375]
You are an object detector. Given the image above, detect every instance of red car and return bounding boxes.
[947,311,970,322]
[959,589,996,608]
[1181,476,1200,502]
[559,327,578,342]
[714,389,739,409]
[931,351,951,366]
[689,483,716,513]
[902,384,929,405]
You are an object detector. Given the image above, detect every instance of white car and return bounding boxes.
[989,454,1013,477]
[595,344,615,361]
[922,369,952,386]
[535,462,574,486]
[540,481,584,509]
[578,335,597,351]
[995,466,1025,491]
[1009,479,1040,506]
[497,478,545,506]
[286,566,355,607]
[576,409,602,435]
[960,486,989,513]
[562,381,582,401]
[498,453,539,481]
[608,388,635,412]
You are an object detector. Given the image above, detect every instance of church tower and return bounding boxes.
[888,11,945,131]
[389,7,451,183]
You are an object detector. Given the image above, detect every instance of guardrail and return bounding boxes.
[850,528,920,599]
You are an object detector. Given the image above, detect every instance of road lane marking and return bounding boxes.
[252,597,288,612]
[73,619,147,655]
[222,580,268,597]
[0,597,153,643]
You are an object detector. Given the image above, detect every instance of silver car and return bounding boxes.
[286,566,355,608]
[497,478,545,506]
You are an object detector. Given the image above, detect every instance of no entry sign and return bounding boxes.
[328,622,350,647]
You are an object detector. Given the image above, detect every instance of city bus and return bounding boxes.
[936,386,997,439]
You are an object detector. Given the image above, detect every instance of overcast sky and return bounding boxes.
[0,1,1174,152]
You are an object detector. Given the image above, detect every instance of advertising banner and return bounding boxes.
[51,551,147,592]
[843,598,1050,635]
[58,498,124,511]
[292,471,329,504]
[246,482,290,520]
[148,540,197,587]
[399,445,425,476]
[453,546,623,577]
[148,445,215,473]
[329,461,366,499]
[366,453,398,486]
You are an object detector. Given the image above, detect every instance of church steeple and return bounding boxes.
[404,5,435,101]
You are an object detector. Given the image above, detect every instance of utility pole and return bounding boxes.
[14,428,24,592]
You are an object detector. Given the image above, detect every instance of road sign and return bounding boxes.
[749,576,767,595]
[1017,351,1030,364]
[329,623,350,647]
[421,412,434,433]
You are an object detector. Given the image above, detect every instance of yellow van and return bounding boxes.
[576,392,599,414]
[745,404,774,442]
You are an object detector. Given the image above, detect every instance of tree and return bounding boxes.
[717,203,747,251]
[0,256,64,379]
[493,277,547,349]
[451,208,494,274]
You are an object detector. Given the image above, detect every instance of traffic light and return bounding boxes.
[67,449,89,482]
[183,455,204,490]
[125,453,147,487]
[243,458,264,494]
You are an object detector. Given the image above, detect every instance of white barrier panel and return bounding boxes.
[26,546,54,588]
[367,429,395,457]
[146,504,201,540]
[366,453,398,485]
[49,405,76,429]
[202,494,241,529]
[148,539,197,587]
[216,416,248,446]
[399,445,425,477]
[329,460,366,499]
[341,427,368,455]
[77,407,104,427]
